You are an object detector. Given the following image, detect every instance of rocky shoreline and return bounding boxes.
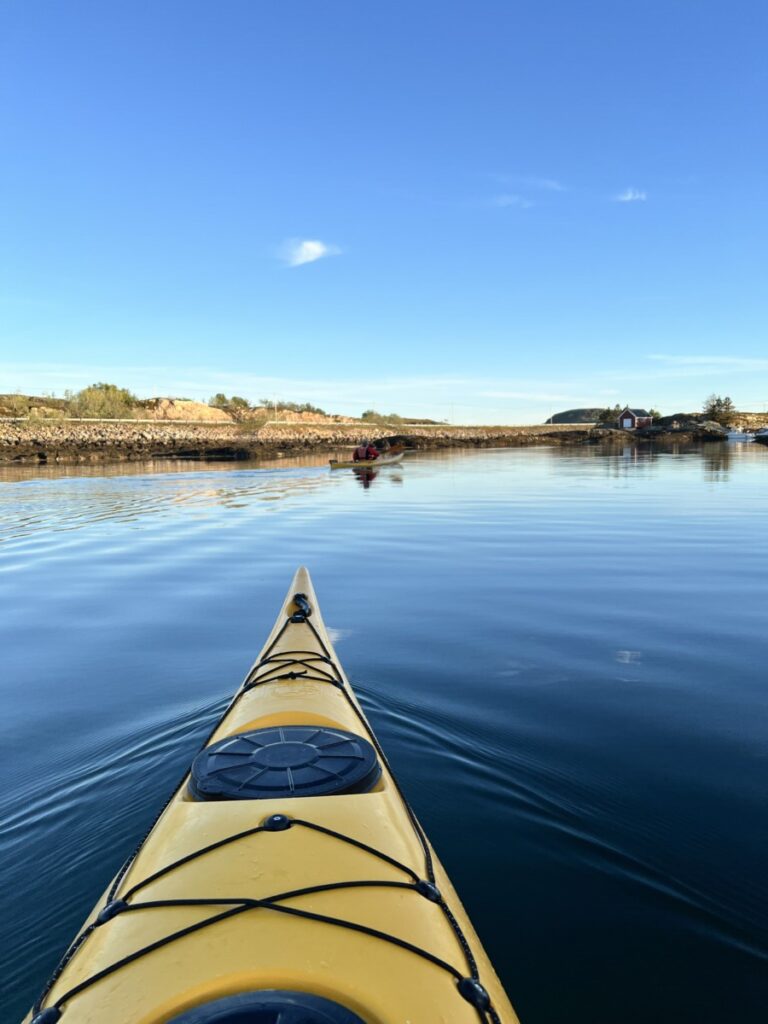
[0,419,740,464]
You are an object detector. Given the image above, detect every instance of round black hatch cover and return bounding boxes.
[190,726,381,800]
[167,990,366,1024]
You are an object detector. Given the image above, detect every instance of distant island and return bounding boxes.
[545,396,764,430]
[545,408,604,424]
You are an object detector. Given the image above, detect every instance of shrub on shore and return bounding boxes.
[65,383,138,419]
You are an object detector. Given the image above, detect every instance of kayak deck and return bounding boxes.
[27,569,517,1024]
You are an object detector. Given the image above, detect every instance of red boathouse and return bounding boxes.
[618,407,653,430]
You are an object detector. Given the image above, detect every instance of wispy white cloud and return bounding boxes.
[649,354,768,368]
[614,187,647,203]
[484,174,566,210]
[495,174,566,192]
[584,354,768,387]
[491,193,533,209]
[480,390,576,402]
[0,364,481,406]
[280,239,340,267]
[526,176,565,192]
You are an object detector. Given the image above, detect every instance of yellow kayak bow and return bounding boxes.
[26,569,519,1024]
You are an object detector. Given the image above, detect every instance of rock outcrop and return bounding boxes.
[138,399,234,422]
[636,421,728,442]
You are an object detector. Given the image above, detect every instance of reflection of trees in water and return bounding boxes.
[543,442,661,479]
[408,438,764,485]
[557,440,758,483]
[702,444,731,482]
[544,439,752,483]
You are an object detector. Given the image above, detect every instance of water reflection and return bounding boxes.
[526,439,765,485]
[0,453,334,483]
[353,467,405,489]
[0,458,413,545]
[702,445,732,482]
[355,466,378,488]
[0,444,764,548]
[0,466,347,546]
[1,444,767,1024]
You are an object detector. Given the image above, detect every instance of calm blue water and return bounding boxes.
[1,444,766,1023]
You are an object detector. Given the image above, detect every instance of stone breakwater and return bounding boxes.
[0,421,608,463]
[0,421,738,463]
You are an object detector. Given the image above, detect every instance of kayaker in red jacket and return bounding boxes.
[353,440,379,461]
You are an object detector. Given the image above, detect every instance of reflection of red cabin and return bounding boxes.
[618,407,652,430]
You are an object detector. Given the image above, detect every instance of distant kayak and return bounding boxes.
[25,568,517,1024]
[329,451,405,469]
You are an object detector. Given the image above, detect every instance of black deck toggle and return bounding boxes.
[96,899,128,925]
[31,1009,62,1024]
[263,813,292,831]
[289,593,312,622]
[458,977,491,1011]
[415,880,441,902]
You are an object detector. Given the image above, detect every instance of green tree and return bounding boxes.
[703,394,737,426]
[648,408,661,421]
[70,383,137,419]
[259,398,327,416]
[208,393,252,419]
[596,404,623,425]
[360,409,404,424]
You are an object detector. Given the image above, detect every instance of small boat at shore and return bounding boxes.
[329,451,405,469]
[25,568,517,1024]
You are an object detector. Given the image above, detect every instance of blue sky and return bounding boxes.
[1,0,766,423]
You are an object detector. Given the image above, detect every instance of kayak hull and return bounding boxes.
[25,569,518,1024]
[329,452,404,469]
